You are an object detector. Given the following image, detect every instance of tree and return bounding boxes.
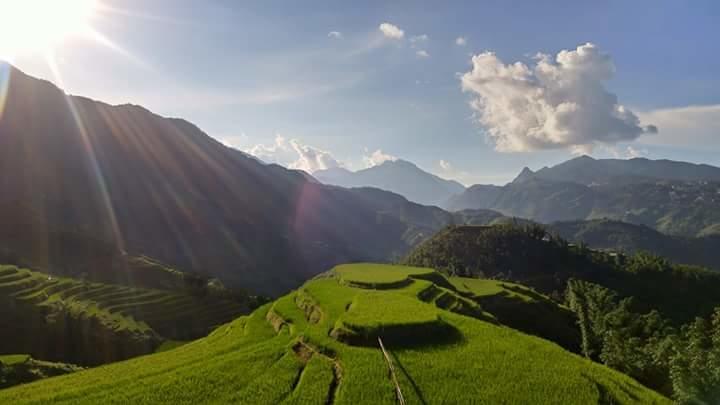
[670,308,720,404]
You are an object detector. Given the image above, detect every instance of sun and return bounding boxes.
[0,0,99,61]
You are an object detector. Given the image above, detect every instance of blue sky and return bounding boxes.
[5,0,720,184]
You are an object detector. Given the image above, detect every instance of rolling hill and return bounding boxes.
[0,264,668,404]
[550,219,720,270]
[314,159,465,206]
[403,224,720,325]
[0,264,248,365]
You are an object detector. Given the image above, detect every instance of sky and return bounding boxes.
[3,0,720,185]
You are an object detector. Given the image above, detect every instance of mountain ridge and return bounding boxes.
[0,64,466,295]
[314,158,465,206]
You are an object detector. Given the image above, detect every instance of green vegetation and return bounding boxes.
[0,264,668,404]
[0,355,29,366]
[449,277,581,351]
[405,223,720,402]
[0,355,82,389]
[0,265,248,365]
[335,263,435,288]
[551,218,720,272]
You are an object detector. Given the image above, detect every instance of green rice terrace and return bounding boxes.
[0,265,248,365]
[0,263,668,404]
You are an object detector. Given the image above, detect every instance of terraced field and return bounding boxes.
[0,265,248,353]
[0,264,669,404]
[449,276,582,351]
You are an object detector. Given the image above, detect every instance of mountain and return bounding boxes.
[515,155,720,185]
[446,157,720,237]
[313,159,465,206]
[0,64,463,295]
[0,263,669,404]
[549,219,720,270]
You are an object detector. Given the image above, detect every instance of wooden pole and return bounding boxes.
[378,337,406,405]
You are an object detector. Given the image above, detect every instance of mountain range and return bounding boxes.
[3,62,720,298]
[313,159,465,206]
[447,156,720,237]
[513,155,720,185]
[0,64,471,295]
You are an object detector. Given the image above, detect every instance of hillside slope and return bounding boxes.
[551,219,720,270]
[403,224,720,325]
[0,265,248,365]
[0,63,464,295]
[0,264,667,404]
[446,175,720,237]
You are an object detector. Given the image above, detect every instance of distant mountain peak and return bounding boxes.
[378,158,416,169]
[573,154,596,162]
[313,158,465,206]
[512,167,535,183]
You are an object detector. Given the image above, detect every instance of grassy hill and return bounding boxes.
[403,224,720,324]
[0,265,248,365]
[0,264,668,404]
[0,355,82,389]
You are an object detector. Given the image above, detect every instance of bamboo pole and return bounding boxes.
[378,337,405,405]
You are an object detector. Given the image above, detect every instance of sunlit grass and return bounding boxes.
[0,264,669,404]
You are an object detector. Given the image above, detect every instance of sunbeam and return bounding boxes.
[45,53,126,256]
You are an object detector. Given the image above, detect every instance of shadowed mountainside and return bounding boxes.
[0,64,467,295]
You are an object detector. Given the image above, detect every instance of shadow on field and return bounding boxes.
[334,320,465,349]
[391,352,428,405]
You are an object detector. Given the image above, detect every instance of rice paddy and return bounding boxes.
[0,264,669,404]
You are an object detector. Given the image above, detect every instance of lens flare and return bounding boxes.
[0,0,98,61]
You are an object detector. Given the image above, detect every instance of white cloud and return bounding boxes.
[379,23,404,40]
[328,31,343,39]
[461,42,657,153]
[455,37,467,46]
[287,140,343,173]
[624,145,646,158]
[410,34,428,43]
[636,104,720,149]
[246,136,343,173]
[220,133,250,150]
[363,149,398,167]
[247,135,290,162]
[439,159,452,171]
[416,50,429,58]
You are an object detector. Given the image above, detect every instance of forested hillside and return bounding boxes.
[403,224,720,401]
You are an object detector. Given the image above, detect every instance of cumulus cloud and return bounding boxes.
[461,42,657,153]
[416,50,429,58]
[287,140,343,173]
[455,37,467,46]
[328,31,343,39]
[246,136,343,173]
[248,135,289,161]
[379,23,404,39]
[439,159,452,170]
[363,149,398,167]
[636,104,720,149]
